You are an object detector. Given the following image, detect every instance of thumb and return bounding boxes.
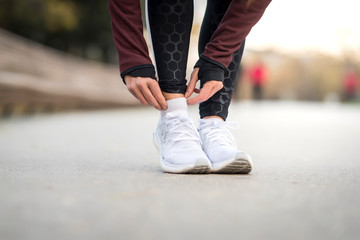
[185,68,199,98]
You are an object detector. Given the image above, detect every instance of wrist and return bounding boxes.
[195,57,225,84]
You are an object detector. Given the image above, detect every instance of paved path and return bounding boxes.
[1,101,360,240]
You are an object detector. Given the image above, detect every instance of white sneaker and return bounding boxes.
[153,98,211,174]
[198,118,253,174]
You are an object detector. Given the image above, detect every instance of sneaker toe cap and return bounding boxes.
[208,147,237,163]
[165,150,208,166]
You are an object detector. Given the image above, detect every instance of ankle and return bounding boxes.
[162,92,185,100]
[202,116,224,121]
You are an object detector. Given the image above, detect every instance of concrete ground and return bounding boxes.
[1,101,359,240]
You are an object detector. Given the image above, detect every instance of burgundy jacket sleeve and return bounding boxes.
[202,0,272,69]
[108,0,156,81]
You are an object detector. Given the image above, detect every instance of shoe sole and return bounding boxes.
[161,158,211,174]
[211,151,253,174]
[153,132,211,174]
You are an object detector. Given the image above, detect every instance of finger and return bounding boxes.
[138,83,162,110]
[187,84,212,105]
[128,88,137,98]
[148,81,168,110]
[185,68,199,98]
[132,86,149,106]
[128,86,142,102]
[127,78,144,102]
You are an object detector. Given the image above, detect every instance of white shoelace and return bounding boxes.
[161,112,200,148]
[199,120,238,147]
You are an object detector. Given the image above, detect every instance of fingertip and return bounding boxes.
[160,101,167,110]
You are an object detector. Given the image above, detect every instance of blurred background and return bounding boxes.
[0,0,359,116]
[1,2,360,239]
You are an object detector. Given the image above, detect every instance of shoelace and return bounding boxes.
[162,112,200,147]
[199,120,238,147]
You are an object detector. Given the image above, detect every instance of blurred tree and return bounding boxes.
[44,1,78,32]
[0,0,117,63]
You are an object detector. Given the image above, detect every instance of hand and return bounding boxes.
[124,75,167,110]
[185,68,223,105]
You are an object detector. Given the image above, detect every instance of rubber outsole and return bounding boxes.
[161,158,211,174]
[211,152,253,174]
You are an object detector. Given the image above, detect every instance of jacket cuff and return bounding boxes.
[194,56,225,83]
[120,64,156,84]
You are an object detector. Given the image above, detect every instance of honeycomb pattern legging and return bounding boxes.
[147,0,245,120]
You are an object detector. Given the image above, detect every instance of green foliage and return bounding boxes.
[44,1,78,32]
[0,0,115,62]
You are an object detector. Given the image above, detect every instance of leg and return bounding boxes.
[198,0,245,121]
[253,84,262,100]
[146,0,193,99]
[147,0,211,173]
[197,0,252,174]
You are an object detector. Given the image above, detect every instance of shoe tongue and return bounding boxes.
[200,118,223,124]
[199,118,224,129]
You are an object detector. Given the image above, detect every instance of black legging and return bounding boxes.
[147,0,245,120]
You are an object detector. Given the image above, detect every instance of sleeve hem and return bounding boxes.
[200,55,226,70]
[194,57,225,83]
[120,64,156,84]
[202,69,224,83]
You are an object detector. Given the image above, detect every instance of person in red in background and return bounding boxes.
[344,68,358,101]
[248,60,267,100]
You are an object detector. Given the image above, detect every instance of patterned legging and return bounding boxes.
[147,0,245,120]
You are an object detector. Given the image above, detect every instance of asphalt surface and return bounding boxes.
[1,101,360,240]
